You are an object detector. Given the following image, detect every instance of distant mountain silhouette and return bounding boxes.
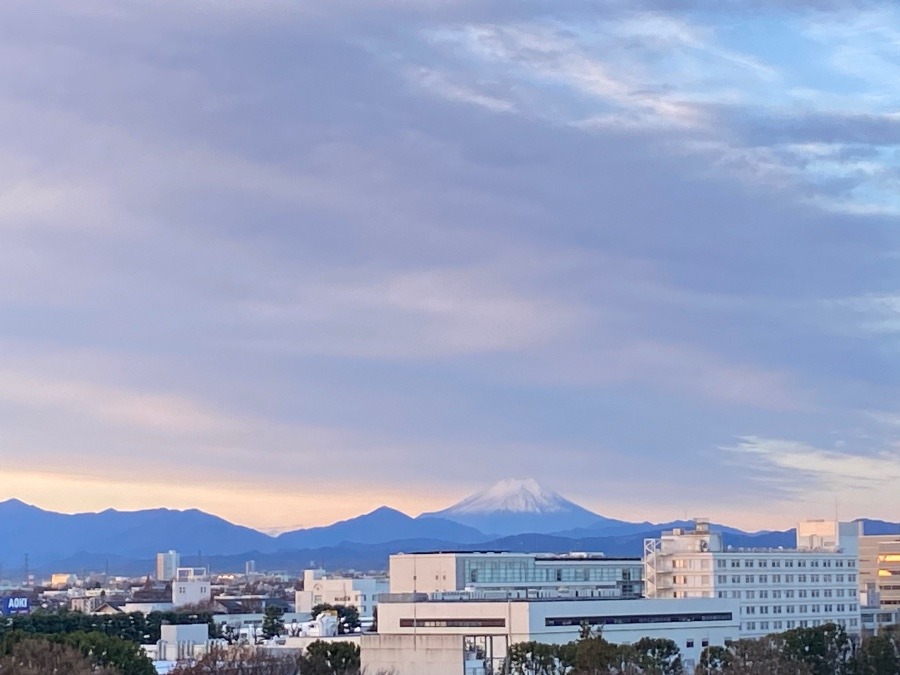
[276,507,487,548]
[0,483,895,574]
[0,499,274,567]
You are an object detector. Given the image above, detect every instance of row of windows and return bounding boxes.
[400,618,506,628]
[714,576,856,589]
[741,603,857,615]
[545,612,733,627]
[715,588,856,599]
[464,560,640,585]
[744,618,859,631]
[708,574,855,584]
[716,559,854,569]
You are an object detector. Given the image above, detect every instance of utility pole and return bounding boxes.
[23,553,29,586]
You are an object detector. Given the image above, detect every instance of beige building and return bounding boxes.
[859,534,900,608]
[295,569,388,619]
[362,595,739,675]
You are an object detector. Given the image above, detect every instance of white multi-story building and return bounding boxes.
[295,569,388,620]
[172,567,211,608]
[644,519,861,638]
[157,550,180,582]
[389,551,642,599]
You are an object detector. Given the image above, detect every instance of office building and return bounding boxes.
[156,550,180,582]
[389,551,642,599]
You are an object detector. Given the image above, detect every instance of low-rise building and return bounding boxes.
[295,569,388,619]
[362,595,739,675]
[173,568,211,608]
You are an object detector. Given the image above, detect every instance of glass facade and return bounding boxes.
[461,556,642,589]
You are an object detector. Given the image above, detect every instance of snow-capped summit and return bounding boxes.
[444,477,573,514]
[420,477,625,536]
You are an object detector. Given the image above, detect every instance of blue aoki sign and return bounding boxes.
[2,596,30,615]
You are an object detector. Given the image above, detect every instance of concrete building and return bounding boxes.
[859,534,900,609]
[644,519,861,638]
[389,551,642,599]
[295,569,388,619]
[362,595,739,675]
[157,551,180,582]
[173,567,211,608]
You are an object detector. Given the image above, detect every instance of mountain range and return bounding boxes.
[0,478,896,575]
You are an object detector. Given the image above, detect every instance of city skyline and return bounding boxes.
[1,2,899,532]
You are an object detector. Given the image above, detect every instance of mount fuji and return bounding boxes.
[420,477,626,536]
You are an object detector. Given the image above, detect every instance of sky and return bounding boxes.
[1,0,899,532]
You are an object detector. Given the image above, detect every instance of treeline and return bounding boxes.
[0,608,219,643]
[507,624,900,675]
[0,632,155,675]
[172,641,366,675]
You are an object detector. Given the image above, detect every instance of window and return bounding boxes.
[718,575,727,584]
[759,575,768,584]
[849,574,857,582]
[810,560,819,568]
[799,590,808,598]
[811,575,820,583]
[760,621,770,630]
[773,606,782,614]
[731,575,740,584]
[759,560,768,568]
[745,575,755,583]
[745,560,754,568]
[787,606,795,614]
[759,590,769,599]
[746,622,756,630]
[731,591,741,599]
[773,575,781,583]
[775,621,783,629]
[785,591,795,598]
[786,575,795,583]
[798,561,807,568]
[686,640,694,648]
[785,560,794,568]
[702,639,709,647]
[773,590,782,599]
[799,605,808,613]
[811,590,820,598]
[731,560,740,568]
[760,606,769,614]
[717,560,726,569]
[824,590,832,598]
[798,575,807,583]
[836,575,845,582]
[772,560,782,568]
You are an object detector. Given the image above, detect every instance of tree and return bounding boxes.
[172,645,297,675]
[778,624,855,675]
[505,641,573,675]
[262,605,285,639]
[629,637,683,675]
[298,640,361,675]
[856,632,900,675]
[573,633,620,674]
[0,637,117,675]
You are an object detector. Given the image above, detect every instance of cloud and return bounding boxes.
[724,435,900,520]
